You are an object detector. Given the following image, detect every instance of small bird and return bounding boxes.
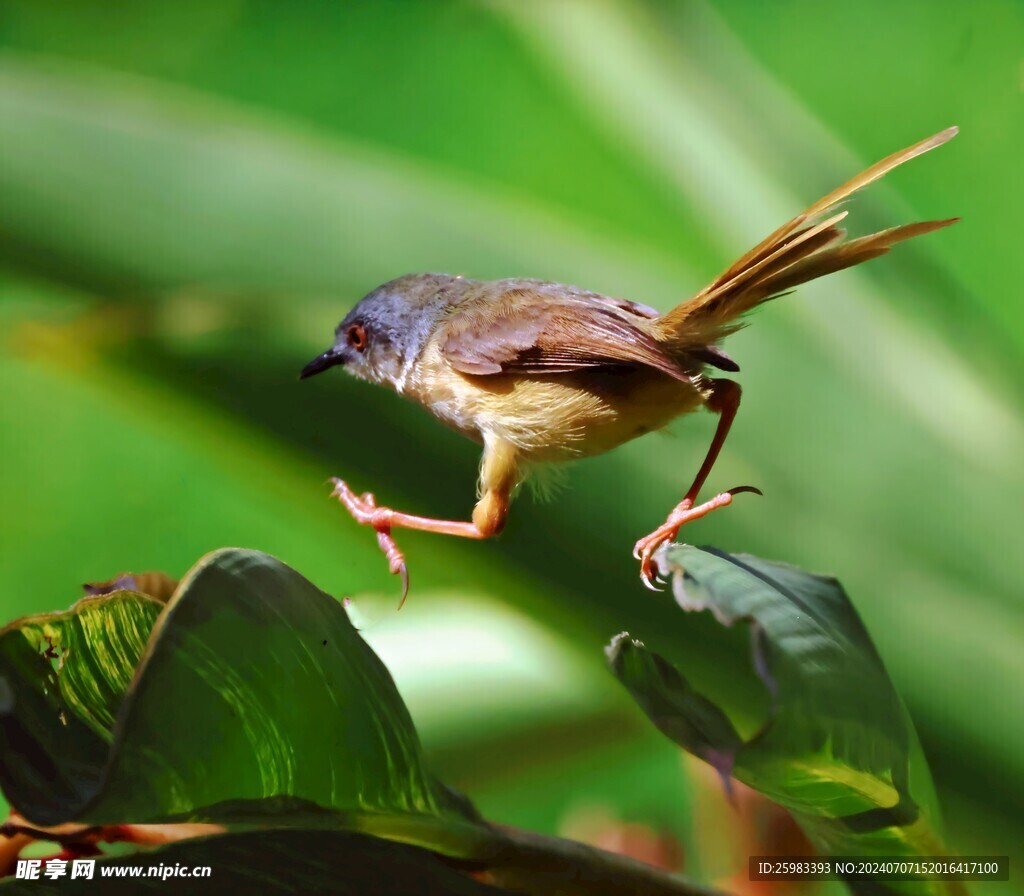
[301,128,958,599]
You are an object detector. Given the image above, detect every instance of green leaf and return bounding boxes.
[0,549,490,856]
[0,829,510,895]
[608,545,952,892]
[0,590,164,816]
[0,549,717,896]
[606,634,742,789]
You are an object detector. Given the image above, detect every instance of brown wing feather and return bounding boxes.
[441,284,690,382]
[655,127,959,345]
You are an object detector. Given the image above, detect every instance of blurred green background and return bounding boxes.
[1,0,1021,886]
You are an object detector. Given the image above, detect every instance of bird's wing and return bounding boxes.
[440,283,690,381]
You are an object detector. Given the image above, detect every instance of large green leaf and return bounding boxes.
[0,548,716,896]
[0,549,488,855]
[608,545,952,892]
[0,829,510,895]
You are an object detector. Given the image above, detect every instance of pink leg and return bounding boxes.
[330,478,504,607]
[633,380,761,589]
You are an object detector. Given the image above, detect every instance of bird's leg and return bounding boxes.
[329,480,501,607]
[633,379,760,589]
[329,436,518,605]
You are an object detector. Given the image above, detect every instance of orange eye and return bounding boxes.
[347,323,367,352]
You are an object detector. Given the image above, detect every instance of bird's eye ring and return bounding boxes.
[347,323,367,352]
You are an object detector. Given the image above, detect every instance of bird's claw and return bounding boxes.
[330,478,410,607]
[727,485,763,498]
[375,528,410,609]
[633,487,761,590]
[633,524,678,591]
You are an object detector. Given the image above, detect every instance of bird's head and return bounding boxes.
[300,273,469,390]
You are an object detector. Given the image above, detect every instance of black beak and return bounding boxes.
[299,348,346,380]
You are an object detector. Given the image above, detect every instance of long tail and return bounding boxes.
[654,127,959,348]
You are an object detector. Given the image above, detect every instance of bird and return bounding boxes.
[301,127,958,600]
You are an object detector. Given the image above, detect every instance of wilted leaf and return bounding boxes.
[608,545,954,893]
[82,573,178,603]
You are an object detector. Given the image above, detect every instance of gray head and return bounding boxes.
[300,273,471,389]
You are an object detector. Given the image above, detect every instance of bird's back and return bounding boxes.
[404,279,706,460]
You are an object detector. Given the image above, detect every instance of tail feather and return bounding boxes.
[701,211,849,318]
[655,127,959,347]
[762,218,958,297]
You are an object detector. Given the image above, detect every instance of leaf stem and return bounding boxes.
[476,823,730,896]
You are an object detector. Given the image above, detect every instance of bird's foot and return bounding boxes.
[632,486,762,590]
[329,478,410,607]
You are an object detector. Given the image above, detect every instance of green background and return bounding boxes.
[1,0,1020,885]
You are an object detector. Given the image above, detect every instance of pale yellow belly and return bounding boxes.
[408,347,707,463]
